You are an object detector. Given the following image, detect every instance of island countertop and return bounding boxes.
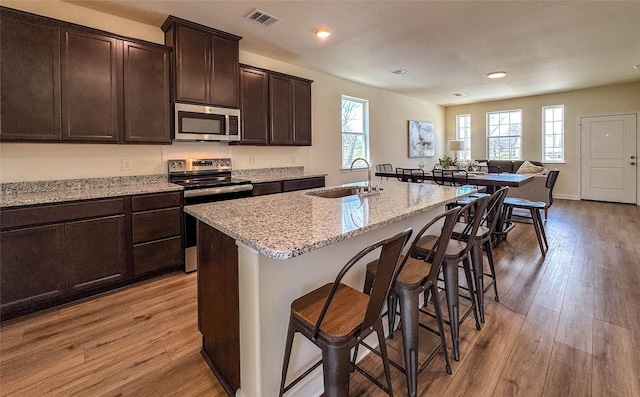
[184,180,474,259]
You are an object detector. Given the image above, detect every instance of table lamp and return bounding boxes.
[447,140,464,158]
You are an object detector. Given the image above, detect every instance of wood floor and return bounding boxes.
[2,199,639,396]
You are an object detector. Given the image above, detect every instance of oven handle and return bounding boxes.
[183,184,253,198]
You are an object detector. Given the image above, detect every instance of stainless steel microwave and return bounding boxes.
[174,103,240,142]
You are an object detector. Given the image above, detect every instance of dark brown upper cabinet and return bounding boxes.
[0,11,61,141]
[239,67,269,144]
[239,64,312,146]
[162,16,241,108]
[61,29,120,142]
[0,7,172,144]
[123,41,172,143]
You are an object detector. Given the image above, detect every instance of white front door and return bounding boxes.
[580,113,638,204]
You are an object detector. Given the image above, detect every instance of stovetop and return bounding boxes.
[168,158,251,190]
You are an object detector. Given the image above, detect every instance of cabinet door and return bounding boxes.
[269,74,293,145]
[211,36,239,107]
[0,14,61,141]
[240,67,269,144]
[66,215,127,291]
[1,225,66,310]
[292,79,312,145]
[123,41,171,143]
[174,24,210,104]
[61,29,120,142]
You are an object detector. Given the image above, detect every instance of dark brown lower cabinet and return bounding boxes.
[0,225,66,309]
[252,176,326,196]
[0,191,184,321]
[67,215,127,291]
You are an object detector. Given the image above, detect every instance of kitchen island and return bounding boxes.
[184,180,474,397]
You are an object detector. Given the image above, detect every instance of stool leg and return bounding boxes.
[470,241,485,323]
[462,254,481,330]
[397,287,419,397]
[442,259,461,361]
[484,239,499,302]
[375,318,394,396]
[279,320,296,396]
[322,345,351,397]
[429,284,452,374]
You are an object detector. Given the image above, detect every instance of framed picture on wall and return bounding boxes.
[408,120,435,158]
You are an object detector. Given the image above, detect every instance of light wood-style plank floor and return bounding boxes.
[2,199,639,396]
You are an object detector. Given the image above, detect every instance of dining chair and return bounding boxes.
[376,163,394,179]
[502,170,558,255]
[279,228,412,397]
[395,167,427,183]
[361,207,460,397]
[433,168,469,187]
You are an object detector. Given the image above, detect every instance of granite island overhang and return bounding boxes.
[184,180,475,397]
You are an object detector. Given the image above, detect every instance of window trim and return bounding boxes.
[341,95,370,170]
[542,104,564,163]
[456,114,471,160]
[486,109,523,160]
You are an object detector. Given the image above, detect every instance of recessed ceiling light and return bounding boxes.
[487,71,507,79]
[391,69,409,75]
[453,93,466,97]
[315,29,331,38]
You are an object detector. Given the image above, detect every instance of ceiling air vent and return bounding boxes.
[246,9,281,27]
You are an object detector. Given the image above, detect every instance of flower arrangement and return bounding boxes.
[437,155,458,169]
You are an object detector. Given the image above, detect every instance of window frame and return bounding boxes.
[486,109,523,160]
[542,105,564,163]
[456,114,471,160]
[341,95,370,170]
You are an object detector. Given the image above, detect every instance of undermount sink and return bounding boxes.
[307,187,361,198]
[307,186,382,199]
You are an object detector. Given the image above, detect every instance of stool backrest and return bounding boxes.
[376,163,393,173]
[483,186,509,233]
[311,228,412,341]
[402,207,461,283]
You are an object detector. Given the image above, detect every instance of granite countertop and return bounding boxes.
[232,166,326,184]
[185,180,474,260]
[0,175,182,208]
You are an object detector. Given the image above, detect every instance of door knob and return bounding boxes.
[632,162,637,166]
[631,155,636,159]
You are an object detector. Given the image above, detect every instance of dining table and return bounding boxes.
[375,170,534,193]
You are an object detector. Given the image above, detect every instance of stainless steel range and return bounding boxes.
[168,158,253,272]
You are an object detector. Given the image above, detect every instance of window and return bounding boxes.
[341,96,369,169]
[543,105,564,162]
[456,114,471,160]
[487,110,522,160]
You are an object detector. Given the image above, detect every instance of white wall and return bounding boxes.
[444,82,640,200]
[0,0,445,187]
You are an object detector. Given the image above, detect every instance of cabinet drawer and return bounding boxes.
[282,177,325,192]
[132,192,182,212]
[133,237,182,276]
[252,181,282,196]
[133,207,181,244]
[1,198,126,230]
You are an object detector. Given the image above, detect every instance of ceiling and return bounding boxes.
[67,0,640,106]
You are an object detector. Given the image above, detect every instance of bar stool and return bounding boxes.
[361,207,461,397]
[412,197,488,361]
[279,228,412,397]
[453,187,508,323]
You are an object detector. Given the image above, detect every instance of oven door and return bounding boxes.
[183,185,253,272]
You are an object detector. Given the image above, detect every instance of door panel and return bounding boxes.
[581,114,637,203]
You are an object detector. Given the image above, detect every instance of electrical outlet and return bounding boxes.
[250,156,256,165]
[122,159,132,170]
[292,156,298,164]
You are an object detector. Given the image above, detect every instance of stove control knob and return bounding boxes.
[170,161,178,169]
